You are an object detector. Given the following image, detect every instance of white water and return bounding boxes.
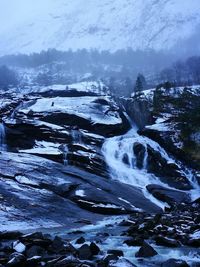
[71,128,82,144]
[102,122,199,209]
[0,122,7,151]
[62,145,69,166]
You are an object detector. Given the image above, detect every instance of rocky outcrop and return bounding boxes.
[122,86,200,170]
[120,92,154,129]
[0,90,130,176]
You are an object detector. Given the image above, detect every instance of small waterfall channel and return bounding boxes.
[0,122,7,151]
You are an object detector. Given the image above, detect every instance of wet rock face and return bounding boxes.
[146,145,192,190]
[119,95,153,130]
[0,151,163,231]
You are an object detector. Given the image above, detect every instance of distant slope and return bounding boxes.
[0,0,200,55]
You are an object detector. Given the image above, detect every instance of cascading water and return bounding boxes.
[102,118,199,209]
[0,122,7,151]
[71,128,82,144]
[59,144,69,166]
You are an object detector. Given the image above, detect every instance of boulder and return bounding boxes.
[123,237,143,247]
[77,244,92,260]
[0,231,22,240]
[135,242,158,258]
[26,245,46,258]
[90,242,100,255]
[75,237,85,244]
[155,235,181,247]
[161,259,189,267]
[7,252,26,267]
[133,142,146,169]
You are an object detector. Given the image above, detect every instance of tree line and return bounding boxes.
[158,56,200,86]
[0,50,200,94]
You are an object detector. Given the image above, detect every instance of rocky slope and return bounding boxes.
[0,83,200,266]
[0,0,200,55]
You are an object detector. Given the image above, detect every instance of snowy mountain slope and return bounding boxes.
[0,0,200,55]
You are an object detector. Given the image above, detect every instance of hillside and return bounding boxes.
[0,0,200,55]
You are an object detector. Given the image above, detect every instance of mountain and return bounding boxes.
[0,0,200,56]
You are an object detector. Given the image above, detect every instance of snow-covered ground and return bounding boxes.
[19,96,122,125]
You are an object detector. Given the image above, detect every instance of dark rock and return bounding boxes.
[133,142,146,169]
[26,256,42,267]
[50,256,80,267]
[135,241,158,258]
[187,237,200,247]
[26,245,46,258]
[147,184,191,205]
[161,258,189,267]
[78,244,92,260]
[21,232,44,240]
[123,237,143,247]
[96,259,107,267]
[118,220,134,227]
[7,252,26,267]
[155,235,181,247]
[103,254,119,264]
[146,146,192,190]
[122,153,130,166]
[50,236,65,252]
[90,242,100,255]
[75,237,85,244]
[0,232,22,240]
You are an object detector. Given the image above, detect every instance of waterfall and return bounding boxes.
[63,145,68,166]
[58,144,69,165]
[102,119,199,209]
[0,122,7,151]
[71,128,82,144]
